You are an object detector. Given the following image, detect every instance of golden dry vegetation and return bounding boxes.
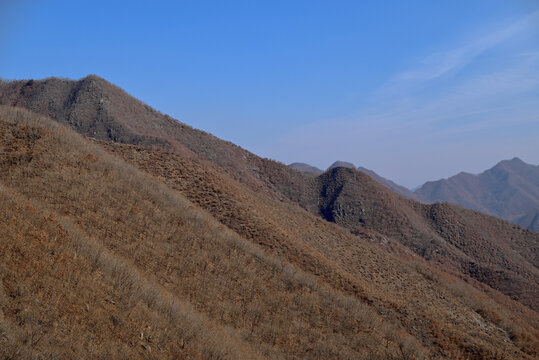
[97,137,539,359]
[0,107,428,358]
[0,86,537,358]
[0,106,534,358]
[3,76,536,313]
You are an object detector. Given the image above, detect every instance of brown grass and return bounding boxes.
[0,107,418,358]
[0,105,537,359]
[96,122,538,358]
[2,76,536,314]
[0,185,253,359]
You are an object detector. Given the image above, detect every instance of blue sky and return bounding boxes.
[1,0,538,187]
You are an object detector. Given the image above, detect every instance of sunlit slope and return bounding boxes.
[0,107,429,359]
[2,75,536,314]
[0,103,537,357]
[97,135,538,359]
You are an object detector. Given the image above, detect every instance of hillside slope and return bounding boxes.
[0,108,260,359]
[415,158,539,226]
[309,167,539,310]
[0,75,538,307]
[1,107,538,358]
[0,76,313,199]
[0,107,415,359]
[96,135,539,359]
[1,76,537,314]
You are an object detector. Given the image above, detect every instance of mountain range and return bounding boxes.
[290,158,539,231]
[0,75,537,359]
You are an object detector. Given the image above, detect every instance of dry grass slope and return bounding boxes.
[6,75,534,314]
[0,106,436,359]
[96,136,538,359]
[0,100,537,358]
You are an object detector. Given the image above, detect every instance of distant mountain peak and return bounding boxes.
[496,157,523,166]
[327,161,356,171]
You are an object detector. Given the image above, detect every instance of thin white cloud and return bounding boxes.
[397,10,539,81]
[282,49,539,140]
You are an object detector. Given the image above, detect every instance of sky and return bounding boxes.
[1,0,538,188]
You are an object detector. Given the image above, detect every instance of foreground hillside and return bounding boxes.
[1,107,538,358]
[0,75,538,357]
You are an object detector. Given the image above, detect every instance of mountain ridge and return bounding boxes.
[288,162,324,176]
[356,166,423,201]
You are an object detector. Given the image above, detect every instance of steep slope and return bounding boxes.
[288,162,324,176]
[415,158,539,226]
[96,133,539,359]
[0,107,408,359]
[356,166,423,201]
[0,109,259,359]
[2,106,538,358]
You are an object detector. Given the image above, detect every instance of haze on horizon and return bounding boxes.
[1,0,538,188]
